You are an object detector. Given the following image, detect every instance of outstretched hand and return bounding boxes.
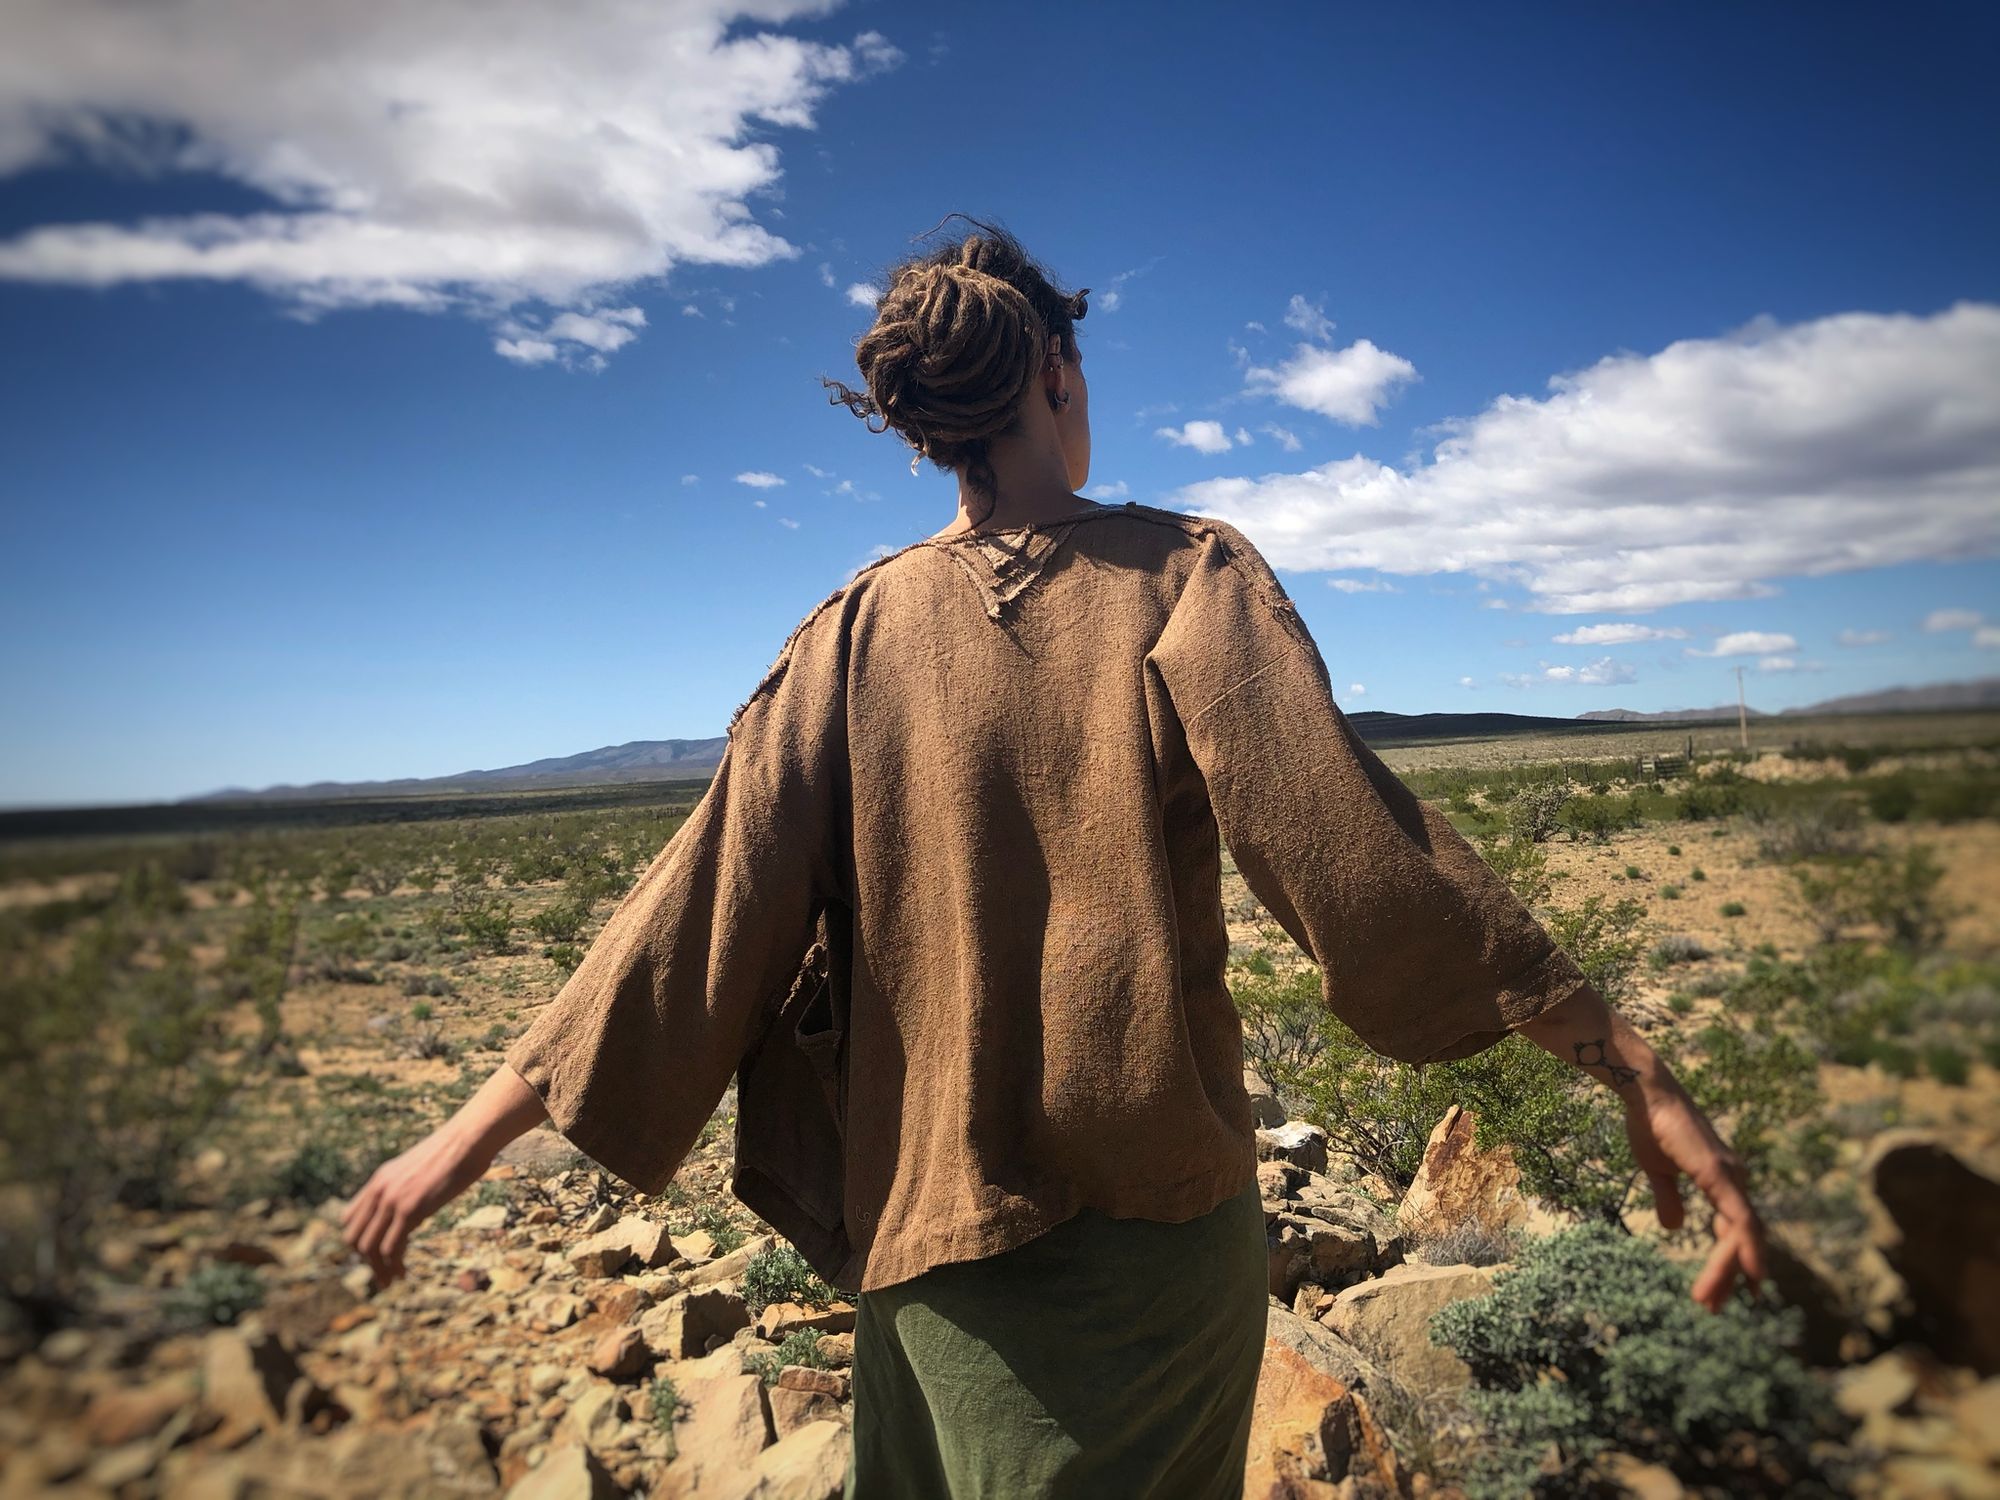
[1623,1080,1771,1312]
[339,1125,486,1287]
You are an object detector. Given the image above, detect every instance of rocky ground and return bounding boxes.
[4,1076,1996,1499]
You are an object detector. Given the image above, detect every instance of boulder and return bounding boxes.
[660,1371,773,1498]
[1396,1105,1530,1246]
[460,1203,513,1232]
[1243,1327,1405,1498]
[1245,1065,1287,1129]
[640,1287,752,1360]
[1257,1122,1330,1175]
[685,1235,777,1290]
[567,1215,674,1279]
[587,1324,650,1380]
[769,1385,844,1440]
[775,1367,849,1400]
[200,1329,329,1446]
[1865,1133,2000,1375]
[739,1419,851,1500]
[1322,1262,1498,1400]
[1265,1304,1388,1395]
[755,1301,857,1341]
[505,1441,622,1500]
[83,1373,197,1447]
[1268,1208,1375,1301]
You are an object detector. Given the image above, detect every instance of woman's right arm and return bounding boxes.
[340,1062,548,1287]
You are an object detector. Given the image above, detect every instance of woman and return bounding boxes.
[341,215,1769,1498]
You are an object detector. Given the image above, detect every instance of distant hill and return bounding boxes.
[186,677,2000,804]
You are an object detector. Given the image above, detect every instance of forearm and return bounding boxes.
[1516,981,1675,1105]
[435,1062,550,1171]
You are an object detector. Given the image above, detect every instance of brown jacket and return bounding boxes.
[504,500,1592,1293]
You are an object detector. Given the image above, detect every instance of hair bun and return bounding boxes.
[888,260,1045,444]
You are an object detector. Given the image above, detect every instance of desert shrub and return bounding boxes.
[1676,781,1742,821]
[1412,1217,1518,1269]
[1690,866,1707,881]
[1921,1041,1969,1086]
[269,1140,356,1204]
[545,942,585,975]
[1472,834,1552,907]
[1720,901,1747,919]
[1233,966,1336,1093]
[1788,843,1954,953]
[741,1245,835,1314]
[1561,796,1640,844]
[164,1261,266,1328]
[528,899,591,946]
[458,898,515,954]
[1865,779,1918,824]
[743,1329,830,1387]
[1750,798,1862,863]
[1648,935,1709,971]
[1430,1223,1847,1499]
[1659,883,1682,900]
[1541,896,1647,1003]
[1507,783,1574,844]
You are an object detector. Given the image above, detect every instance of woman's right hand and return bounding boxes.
[339,1123,488,1287]
[338,1062,551,1287]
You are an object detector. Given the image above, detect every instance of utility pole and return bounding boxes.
[1735,666,1749,751]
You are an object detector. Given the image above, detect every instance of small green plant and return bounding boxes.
[741,1245,836,1313]
[1669,993,1695,1016]
[1647,935,1709,971]
[744,1329,831,1387]
[1690,867,1707,881]
[1667,844,1682,856]
[1921,1041,1969,1087]
[1429,1223,1847,1499]
[165,1261,266,1328]
[1659,883,1682,900]
[1624,864,1643,880]
[1721,901,1747,918]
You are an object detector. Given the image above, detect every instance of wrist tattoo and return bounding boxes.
[1572,1038,1642,1092]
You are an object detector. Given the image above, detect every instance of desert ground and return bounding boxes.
[2,711,1996,1498]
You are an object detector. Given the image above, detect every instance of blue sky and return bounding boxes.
[2,1,1996,806]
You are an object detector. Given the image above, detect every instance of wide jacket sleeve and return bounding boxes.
[1145,521,1592,1065]
[503,601,849,1194]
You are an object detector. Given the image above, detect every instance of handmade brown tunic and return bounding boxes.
[503,499,1592,1293]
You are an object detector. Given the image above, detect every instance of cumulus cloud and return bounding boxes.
[1554,622,1689,646]
[1156,420,1235,455]
[1459,676,1477,689]
[1924,608,1984,632]
[1259,423,1303,452]
[1977,627,2000,649]
[1348,683,1366,697]
[1692,631,1798,657]
[1837,628,1892,646]
[735,471,785,489]
[1088,480,1130,499]
[1242,339,1418,426]
[1168,303,2000,613]
[1328,578,1398,594]
[845,282,880,308]
[0,2,903,365]
[1543,658,1638,686]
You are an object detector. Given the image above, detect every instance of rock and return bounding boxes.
[1866,1133,2000,1375]
[660,1371,773,1498]
[813,1333,853,1368]
[1258,1159,1306,1201]
[1597,1451,1686,1499]
[1245,1065,1287,1129]
[685,1235,777,1289]
[769,1385,844,1440]
[588,1325,650,1381]
[1835,1350,1921,1421]
[1268,1209,1375,1301]
[740,1419,850,1499]
[775,1367,849,1400]
[578,1203,618,1234]
[1397,1105,1531,1245]
[640,1287,753,1360]
[1243,1330,1405,1498]
[85,1439,160,1490]
[532,1292,587,1331]
[1257,1121,1330,1175]
[1264,1304,1388,1395]
[506,1441,622,1499]
[461,1204,513,1232]
[567,1384,629,1453]
[755,1301,857,1341]
[590,1284,653,1326]
[568,1215,674,1279]
[200,1328,328,1445]
[83,1372,197,1446]
[1323,1262,1498,1400]
[672,1230,718,1264]
[529,1364,567,1398]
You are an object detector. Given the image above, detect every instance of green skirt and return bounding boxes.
[842,1176,1268,1499]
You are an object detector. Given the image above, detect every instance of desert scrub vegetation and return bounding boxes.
[1427,1223,1849,1499]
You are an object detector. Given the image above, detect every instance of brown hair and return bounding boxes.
[823,214,1089,527]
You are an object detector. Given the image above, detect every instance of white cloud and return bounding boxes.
[1234,426,1253,445]
[1327,578,1398,594]
[1171,304,2000,613]
[735,470,785,489]
[1924,608,1984,632]
[1692,631,1798,657]
[1541,657,1638,686]
[752,498,767,508]
[1977,626,2000,650]
[1348,683,1366,697]
[1242,339,1418,426]
[845,282,880,308]
[1259,423,1302,453]
[1088,480,1129,499]
[1837,628,1892,646]
[1459,676,1477,689]
[818,262,835,288]
[680,473,700,486]
[1553,622,1689,646]
[1156,420,1235,455]
[0,2,903,365]
[1758,656,1798,672]
[1283,294,1337,343]
[803,463,832,479]
[778,516,800,529]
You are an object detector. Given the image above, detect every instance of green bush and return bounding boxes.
[1865,779,1917,824]
[1721,901,1747,919]
[1507,783,1573,844]
[1560,795,1637,844]
[1788,842,1954,953]
[741,1245,835,1314]
[1429,1223,1847,1499]
[743,1328,832,1386]
[164,1261,266,1328]
[1750,798,1862,863]
[1541,896,1647,1003]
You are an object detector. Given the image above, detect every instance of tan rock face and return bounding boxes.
[82,1372,197,1446]
[768,1385,844,1440]
[1322,1262,1498,1400]
[754,1300,857,1341]
[587,1324,650,1380]
[641,1287,753,1360]
[568,1215,675,1279]
[1396,1105,1529,1247]
[1242,1332,1404,1499]
[505,1440,622,1499]
[200,1329,329,1446]
[738,1418,850,1500]
[660,1371,773,1498]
